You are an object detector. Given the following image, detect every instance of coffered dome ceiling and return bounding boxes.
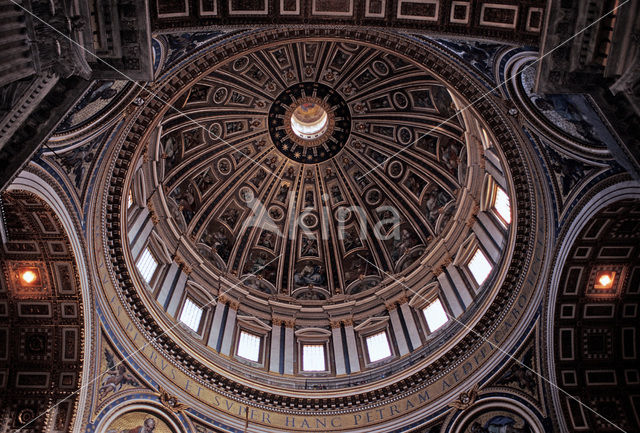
[4,0,639,429]
[97,28,544,430]
[157,39,474,301]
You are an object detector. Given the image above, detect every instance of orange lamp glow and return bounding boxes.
[594,271,615,289]
[598,274,612,287]
[20,270,37,284]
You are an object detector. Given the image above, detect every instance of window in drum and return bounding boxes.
[468,248,492,286]
[237,330,261,362]
[302,344,326,371]
[179,297,203,332]
[423,298,449,332]
[366,331,392,362]
[136,247,158,283]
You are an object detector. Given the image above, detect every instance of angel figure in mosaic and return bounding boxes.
[99,348,139,398]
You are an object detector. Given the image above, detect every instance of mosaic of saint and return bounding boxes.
[461,409,534,433]
[105,411,174,433]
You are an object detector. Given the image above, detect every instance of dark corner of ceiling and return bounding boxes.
[0,0,154,191]
[0,76,92,191]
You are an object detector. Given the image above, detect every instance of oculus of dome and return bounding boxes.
[290,102,329,140]
[269,82,350,163]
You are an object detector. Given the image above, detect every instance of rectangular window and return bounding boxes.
[493,186,511,225]
[302,344,326,371]
[179,297,203,332]
[237,331,261,362]
[423,298,449,332]
[136,247,158,283]
[366,331,392,362]
[468,248,492,286]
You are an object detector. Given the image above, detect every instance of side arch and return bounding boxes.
[545,180,640,432]
[6,168,95,433]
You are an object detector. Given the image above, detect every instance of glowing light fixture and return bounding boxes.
[20,269,38,285]
[599,274,612,286]
[594,271,615,289]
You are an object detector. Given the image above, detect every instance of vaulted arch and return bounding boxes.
[0,190,87,432]
[548,191,640,432]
